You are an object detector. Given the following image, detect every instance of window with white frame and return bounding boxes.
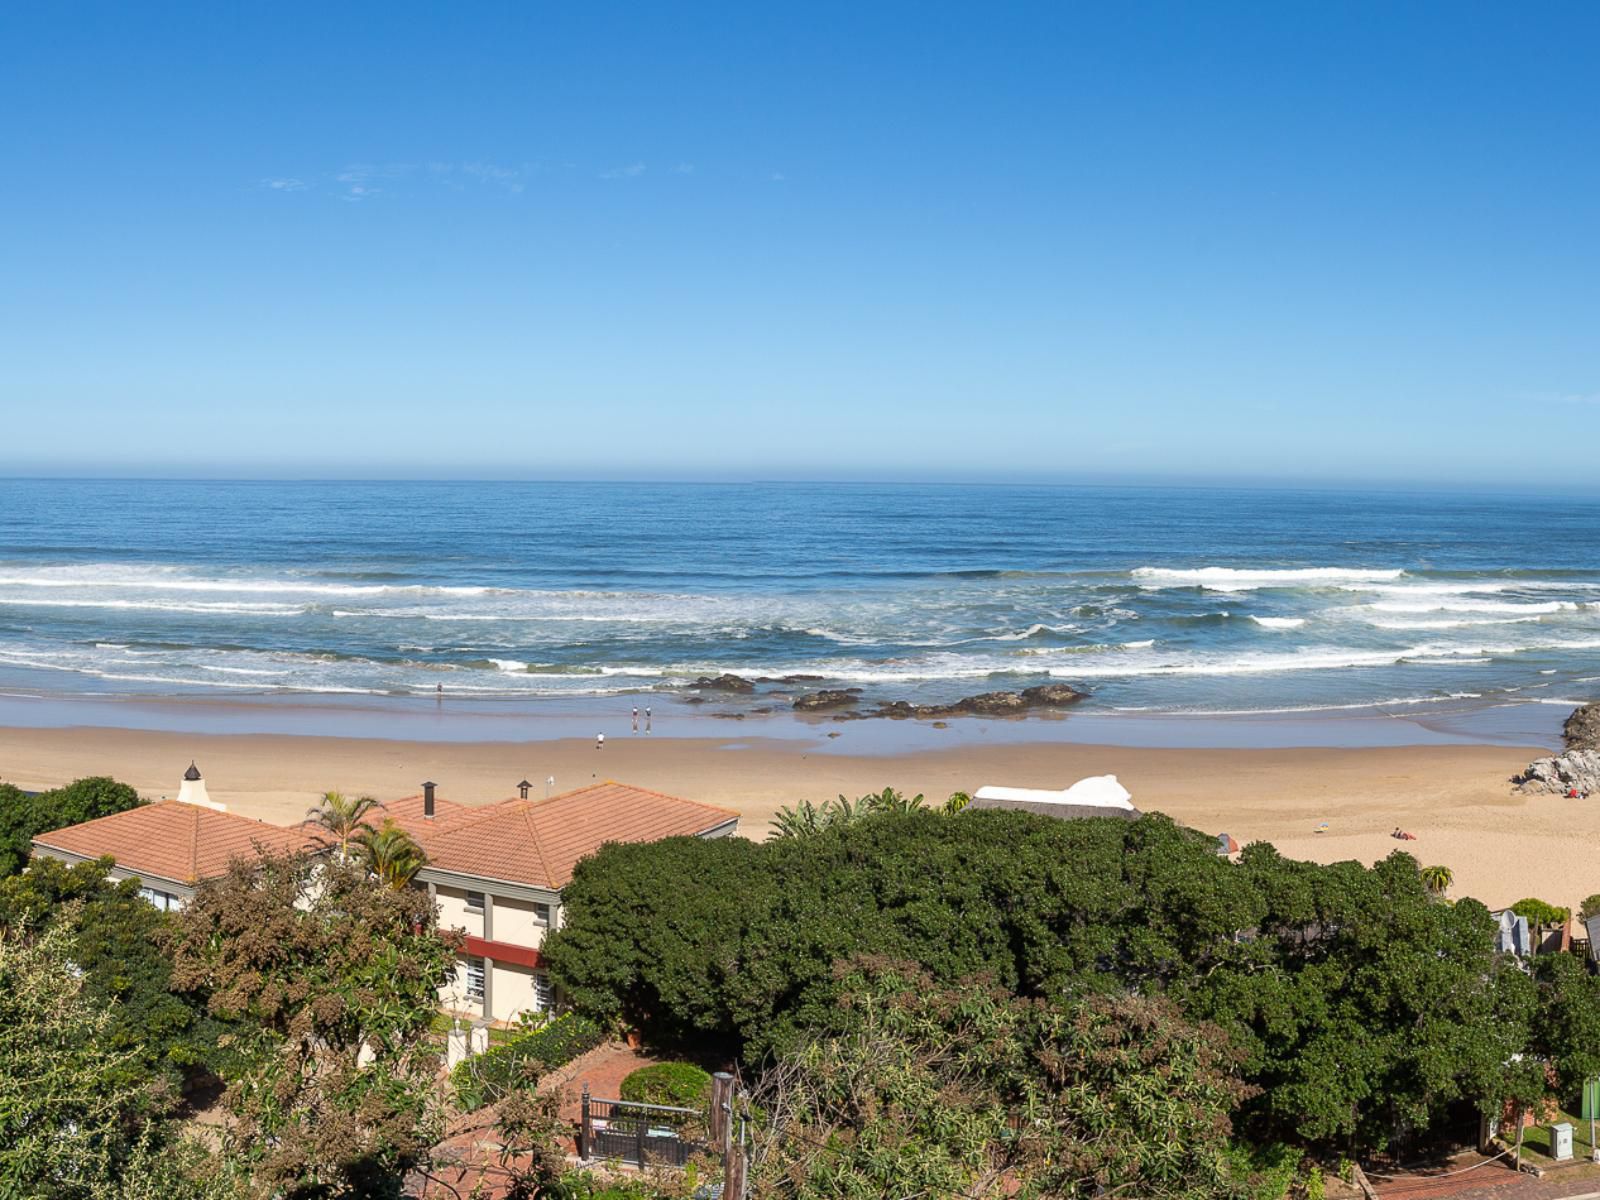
[138,886,180,912]
[533,970,553,1012]
[532,902,551,927]
[464,956,486,1002]
[465,890,485,912]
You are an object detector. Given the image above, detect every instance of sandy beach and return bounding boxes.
[1,720,1583,912]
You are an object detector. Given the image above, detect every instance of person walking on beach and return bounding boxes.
[596,732,605,751]
[645,706,652,734]
[632,706,639,733]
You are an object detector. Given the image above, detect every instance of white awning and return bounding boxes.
[973,775,1134,812]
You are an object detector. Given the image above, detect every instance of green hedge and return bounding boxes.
[452,1012,605,1111]
[619,1061,713,1109]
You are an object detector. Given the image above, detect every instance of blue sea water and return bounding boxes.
[0,479,1597,717]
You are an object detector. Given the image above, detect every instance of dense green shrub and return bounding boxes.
[544,809,1544,1155]
[452,1012,605,1111]
[0,775,144,876]
[619,1061,713,1109]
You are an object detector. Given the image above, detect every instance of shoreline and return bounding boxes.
[0,684,1572,751]
[0,714,1584,912]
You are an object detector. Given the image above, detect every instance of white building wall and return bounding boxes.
[488,894,551,948]
[434,885,485,937]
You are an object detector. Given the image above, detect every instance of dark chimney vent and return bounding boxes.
[184,761,202,781]
[422,781,436,818]
[518,779,532,799]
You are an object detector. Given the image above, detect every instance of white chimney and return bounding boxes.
[177,761,225,811]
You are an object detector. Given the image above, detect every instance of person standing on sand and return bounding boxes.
[596,732,605,751]
[645,706,652,734]
[632,706,639,733]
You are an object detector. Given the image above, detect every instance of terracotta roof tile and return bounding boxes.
[417,781,738,889]
[33,800,314,888]
[295,793,474,847]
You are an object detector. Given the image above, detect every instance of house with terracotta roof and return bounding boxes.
[403,779,739,1026]
[31,768,313,910]
[30,766,738,1027]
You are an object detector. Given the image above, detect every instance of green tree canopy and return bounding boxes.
[0,920,147,1195]
[545,808,1544,1156]
[0,855,228,1107]
[163,853,462,1199]
[747,959,1253,1200]
[0,775,143,877]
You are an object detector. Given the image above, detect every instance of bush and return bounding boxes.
[619,1062,713,1109]
[1580,895,1600,923]
[1512,898,1571,927]
[453,1012,605,1111]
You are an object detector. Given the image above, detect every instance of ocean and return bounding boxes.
[0,479,1596,722]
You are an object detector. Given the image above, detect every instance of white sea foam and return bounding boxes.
[1132,566,1405,591]
[487,658,529,673]
[1368,599,1575,615]
[0,596,305,616]
[1250,616,1306,629]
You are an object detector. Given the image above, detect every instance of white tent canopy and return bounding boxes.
[973,775,1135,813]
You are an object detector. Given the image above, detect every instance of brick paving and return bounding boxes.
[1372,1149,1600,1200]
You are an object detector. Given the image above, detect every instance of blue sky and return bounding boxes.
[2,2,1597,484]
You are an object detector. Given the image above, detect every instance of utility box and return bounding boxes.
[1550,1121,1574,1161]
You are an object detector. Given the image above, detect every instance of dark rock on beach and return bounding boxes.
[692,673,756,693]
[866,684,1087,720]
[793,689,862,711]
[1564,702,1600,751]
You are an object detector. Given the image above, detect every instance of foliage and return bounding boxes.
[546,808,1553,1155]
[1512,897,1571,927]
[769,787,927,838]
[745,959,1253,1200]
[619,1062,713,1109]
[354,818,427,889]
[451,1012,606,1112]
[85,1131,244,1200]
[163,852,461,1199]
[1528,951,1600,1097]
[304,791,381,859]
[0,855,228,1106]
[0,920,146,1196]
[1418,864,1453,897]
[0,775,143,877]
[1580,894,1600,923]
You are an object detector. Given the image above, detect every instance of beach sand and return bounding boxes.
[0,721,1581,911]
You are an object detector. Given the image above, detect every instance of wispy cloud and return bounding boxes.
[600,162,647,180]
[767,170,786,182]
[260,177,307,192]
[672,162,695,175]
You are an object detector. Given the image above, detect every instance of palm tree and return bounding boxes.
[306,791,383,860]
[1419,864,1454,898]
[944,791,972,814]
[355,819,427,890]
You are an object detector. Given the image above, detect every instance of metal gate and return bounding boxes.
[578,1085,705,1167]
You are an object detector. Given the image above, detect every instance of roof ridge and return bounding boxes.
[186,804,201,884]
[549,779,741,819]
[520,804,556,890]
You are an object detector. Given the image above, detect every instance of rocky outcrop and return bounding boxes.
[1564,703,1600,751]
[1514,703,1600,794]
[1516,749,1600,795]
[691,674,755,693]
[854,684,1088,720]
[792,689,862,712]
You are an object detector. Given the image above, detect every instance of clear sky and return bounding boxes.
[2,2,1597,484]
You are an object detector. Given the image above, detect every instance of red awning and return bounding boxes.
[463,935,544,969]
